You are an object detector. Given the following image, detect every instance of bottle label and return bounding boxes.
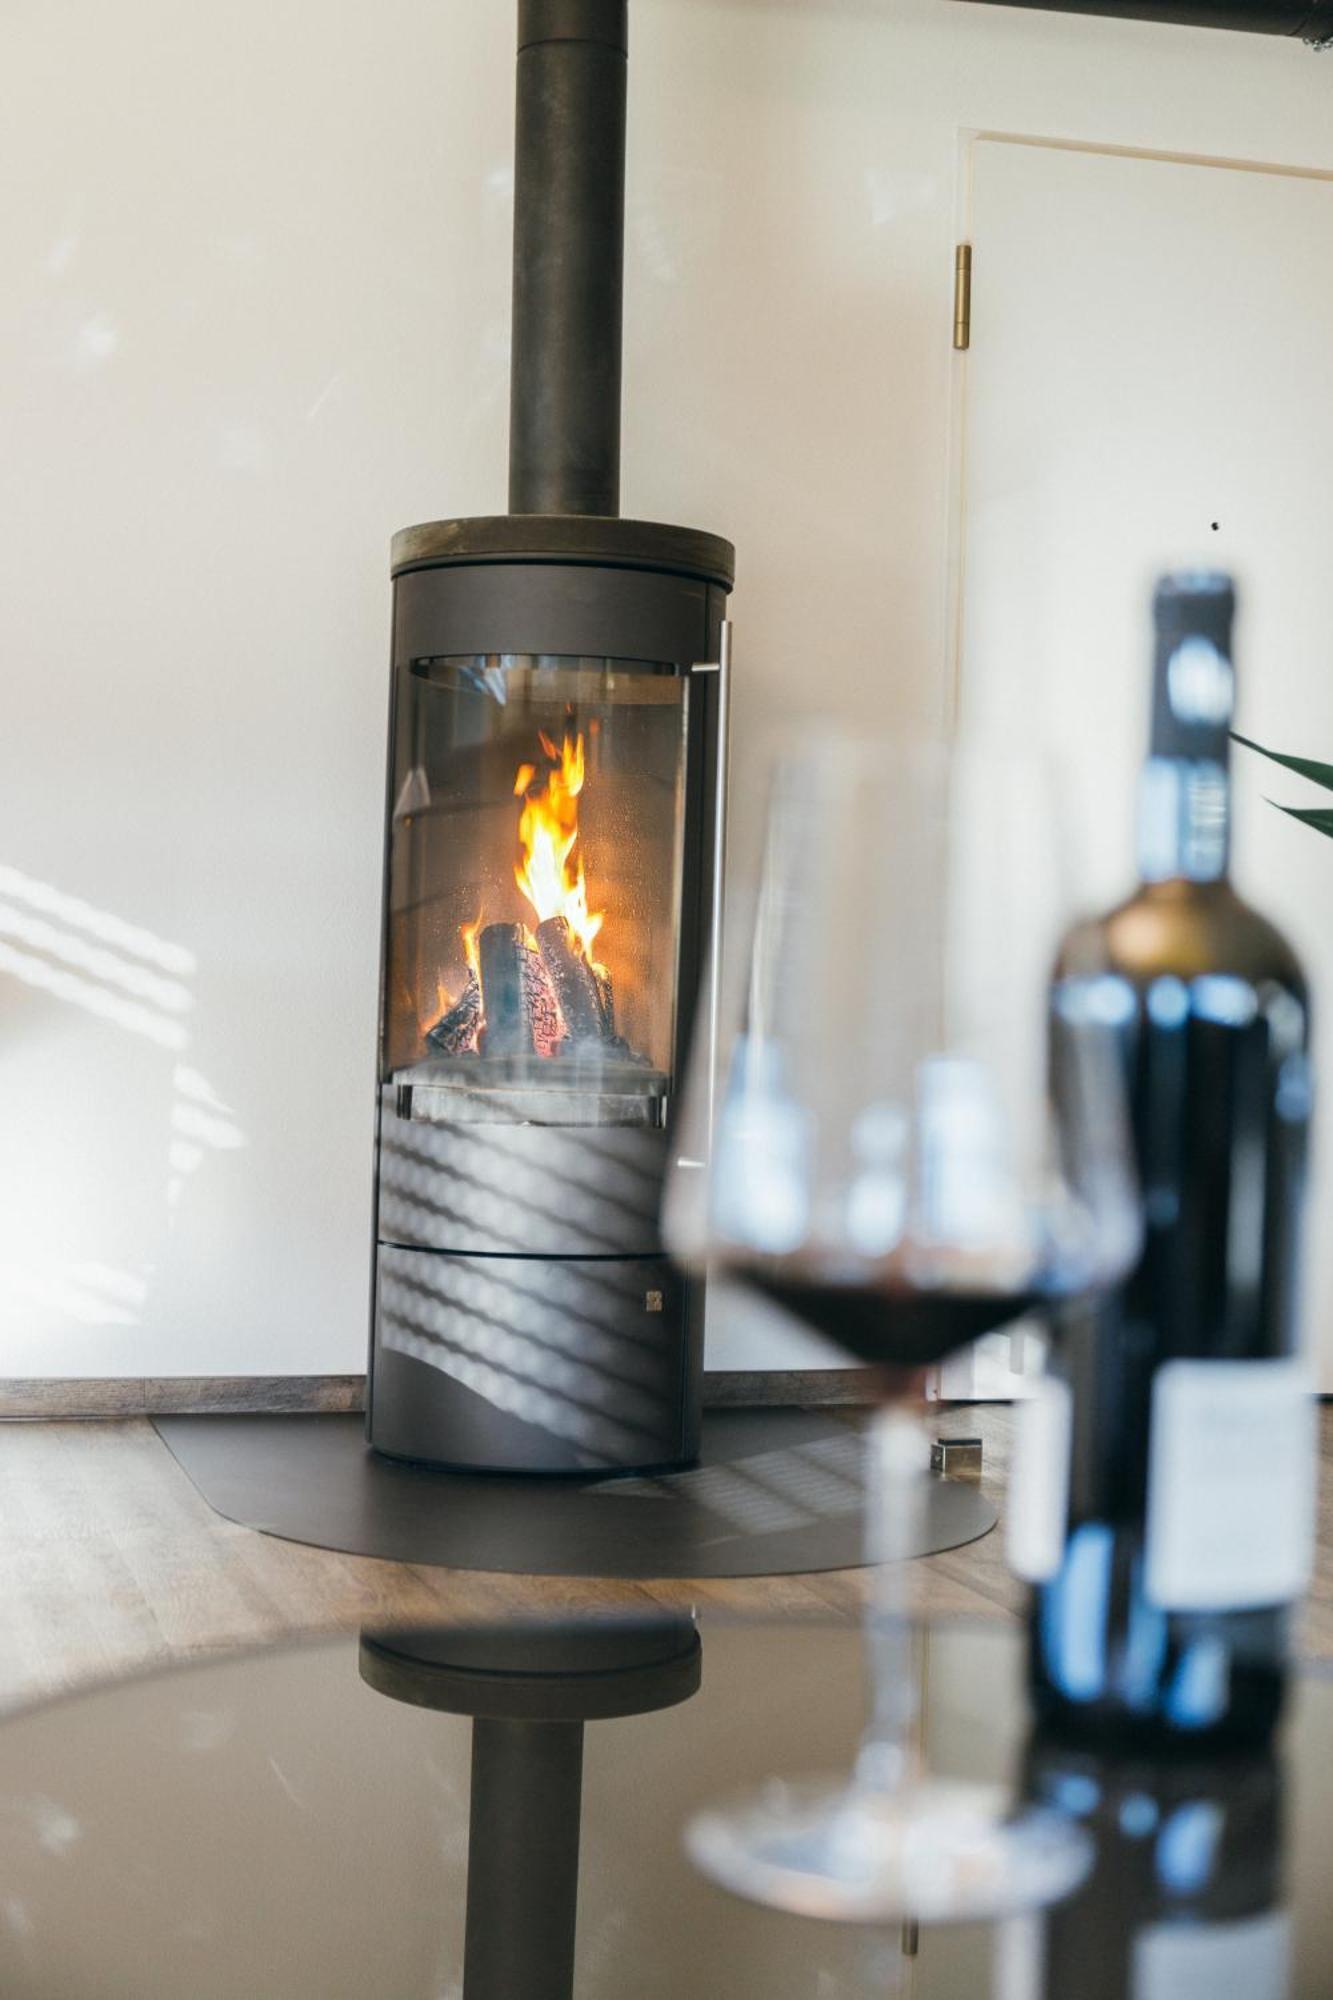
[1133,1911,1291,2000]
[1007,1377,1073,1584]
[996,1905,1291,1999]
[1145,1359,1316,1611]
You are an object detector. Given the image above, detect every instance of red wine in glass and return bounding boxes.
[746,1270,1048,1368]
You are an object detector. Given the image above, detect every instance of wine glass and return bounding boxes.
[665,734,1140,1924]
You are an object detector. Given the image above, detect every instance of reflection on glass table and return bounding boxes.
[0,1616,1326,1998]
[358,1618,701,2000]
[1013,1733,1287,1999]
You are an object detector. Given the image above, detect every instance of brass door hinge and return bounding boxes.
[953,243,972,351]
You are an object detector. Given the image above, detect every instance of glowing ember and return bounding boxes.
[416,974,449,1044]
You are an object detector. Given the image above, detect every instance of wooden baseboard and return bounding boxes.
[0,1369,874,1419]
[702,1369,872,1408]
[0,1377,368,1419]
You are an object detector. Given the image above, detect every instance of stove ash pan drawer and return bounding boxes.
[376,1100,668,1258]
[371,1244,697,1472]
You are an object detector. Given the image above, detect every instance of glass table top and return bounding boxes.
[0,1614,1325,1997]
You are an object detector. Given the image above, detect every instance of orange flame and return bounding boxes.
[423,913,483,1044]
[512,730,605,969]
[459,910,484,982]
[423,732,606,1055]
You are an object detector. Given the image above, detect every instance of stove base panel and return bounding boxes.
[154,1409,999,1575]
[369,1243,702,1474]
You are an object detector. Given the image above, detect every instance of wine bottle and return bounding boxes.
[997,1735,1288,2000]
[1013,571,1316,1749]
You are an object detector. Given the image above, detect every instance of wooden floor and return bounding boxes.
[2,1404,1331,1714]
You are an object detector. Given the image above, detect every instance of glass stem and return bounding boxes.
[855,1391,930,1799]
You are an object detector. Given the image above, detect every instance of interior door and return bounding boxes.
[953,134,1333,1391]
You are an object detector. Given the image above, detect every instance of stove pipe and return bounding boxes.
[953,0,1333,43]
[509,0,627,516]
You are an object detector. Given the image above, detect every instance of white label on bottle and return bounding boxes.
[1145,1359,1316,1611]
[1007,1376,1073,1583]
[1133,1910,1291,2000]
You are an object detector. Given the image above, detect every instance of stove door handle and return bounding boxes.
[689,618,732,1154]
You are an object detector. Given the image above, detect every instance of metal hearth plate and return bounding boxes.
[152,1410,996,1579]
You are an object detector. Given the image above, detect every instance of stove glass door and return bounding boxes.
[383,655,689,1130]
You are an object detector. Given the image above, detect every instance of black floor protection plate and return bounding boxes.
[154,1410,997,1579]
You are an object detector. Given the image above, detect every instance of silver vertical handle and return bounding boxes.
[688,618,732,1157]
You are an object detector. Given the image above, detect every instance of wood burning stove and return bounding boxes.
[367,0,734,1474]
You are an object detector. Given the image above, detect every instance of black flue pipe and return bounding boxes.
[509,0,628,518]
[955,0,1333,41]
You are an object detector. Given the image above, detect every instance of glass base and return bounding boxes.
[685,1775,1093,1924]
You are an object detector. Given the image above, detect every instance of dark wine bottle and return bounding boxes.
[1014,571,1316,1750]
[1003,1734,1288,1999]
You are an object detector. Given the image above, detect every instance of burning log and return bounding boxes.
[477,923,532,1055]
[592,963,615,1040]
[425,971,480,1056]
[527,950,563,1058]
[477,922,562,1058]
[536,915,615,1046]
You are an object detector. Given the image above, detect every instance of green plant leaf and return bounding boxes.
[1272,802,1333,840]
[1232,733,1333,795]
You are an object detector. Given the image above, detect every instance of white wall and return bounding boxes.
[2,0,1331,1378]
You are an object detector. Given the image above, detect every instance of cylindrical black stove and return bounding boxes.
[367,0,734,1474]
